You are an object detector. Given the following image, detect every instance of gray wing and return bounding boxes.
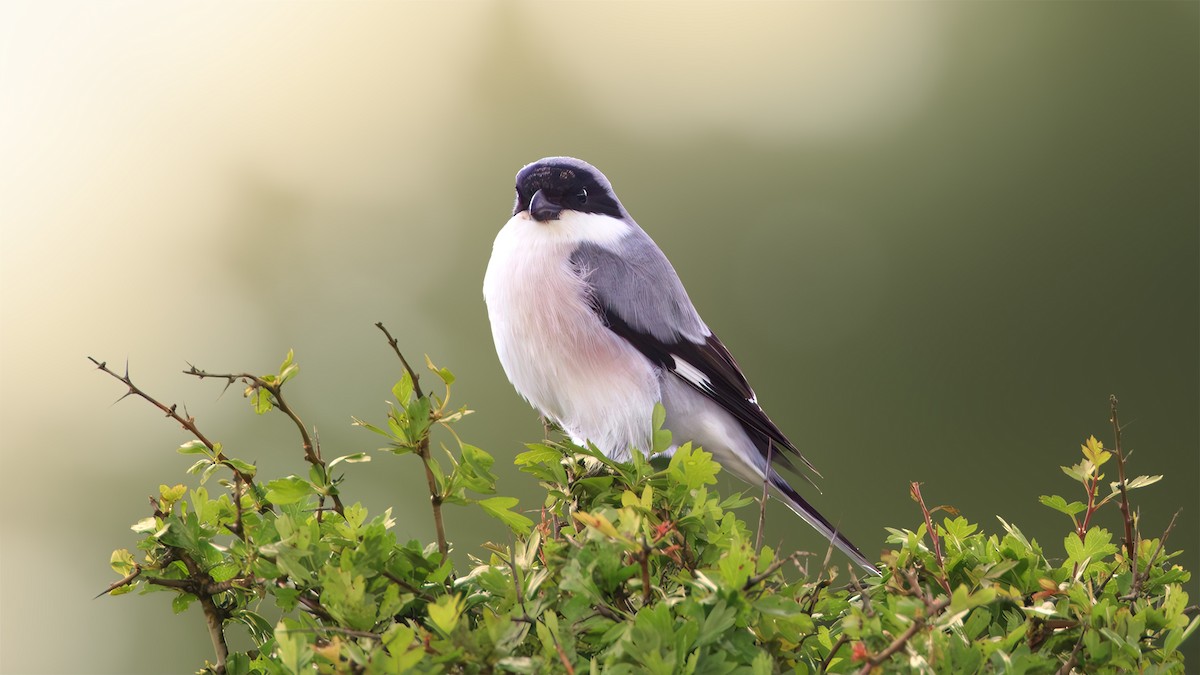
[570,233,816,475]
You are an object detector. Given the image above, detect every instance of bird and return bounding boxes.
[483,157,878,576]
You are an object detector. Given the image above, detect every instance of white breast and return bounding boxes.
[483,212,661,459]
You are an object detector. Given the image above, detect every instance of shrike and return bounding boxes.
[483,157,878,575]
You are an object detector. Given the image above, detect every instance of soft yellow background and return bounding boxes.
[1,2,1196,672]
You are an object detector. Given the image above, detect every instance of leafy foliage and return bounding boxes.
[95,344,1196,674]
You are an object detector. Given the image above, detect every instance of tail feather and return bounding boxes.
[769,472,880,576]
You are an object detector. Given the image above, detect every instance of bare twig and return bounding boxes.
[375,323,447,559]
[1128,509,1179,599]
[909,482,951,595]
[1055,627,1087,675]
[755,440,773,553]
[231,473,246,541]
[286,625,383,640]
[87,358,257,490]
[295,591,336,623]
[95,566,142,598]
[381,571,437,603]
[376,322,424,399]
[858,597,950,674]
[638,537,652,604]
[184,364,344,517]
[1109,396,1136,562]
[552,636,576,675]
[744,551,804,591]
[819,633,849,674]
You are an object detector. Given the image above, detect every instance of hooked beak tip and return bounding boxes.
[529,189,561,222]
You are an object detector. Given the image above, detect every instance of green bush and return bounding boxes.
[94,331,1196,674]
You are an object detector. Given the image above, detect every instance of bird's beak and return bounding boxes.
[529,190,561,222]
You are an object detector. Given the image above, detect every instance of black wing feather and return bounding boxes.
[596,306,817,477]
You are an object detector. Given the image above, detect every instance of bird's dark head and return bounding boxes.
[513,157,625,222]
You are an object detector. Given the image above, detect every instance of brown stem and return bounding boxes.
[1109,396,1136,561]
[418,451,448,559]
[910,482,951,595]
[1055,627,1087,675]
[284,625,383,640]
[375,324,447,558]
[858,597,950,673]
[96,566,143,598]
[819,634,849,674]
[744,551,802,591]
[376,322,424,399]
[639,538,652,604]
[179,553,228,674]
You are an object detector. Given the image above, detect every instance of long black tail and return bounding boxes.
[769,472,880,576]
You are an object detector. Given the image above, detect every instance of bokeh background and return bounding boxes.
[1,2,1196,672]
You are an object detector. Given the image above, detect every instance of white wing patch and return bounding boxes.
[671,356,712,391]
[672,353,760,406]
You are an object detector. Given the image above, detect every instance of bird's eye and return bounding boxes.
[576,188,588,204]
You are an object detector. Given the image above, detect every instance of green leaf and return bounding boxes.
[477,496,534,535]
[329,452,371,468]
[427,593,465,635]
[277,349,298,384]
[1064,527,1118,567]
[1081,435,1111,467]
[405,397,432,443]
[941,516,977,542]
[171,593,197,614]
[515,443,563,465]
[177,440,210,455]
[110,549,136,575]
[265,476,314,505]
[651,402,666,432]
[274,623,313,673]
[159,483,187,503]
[351,416,392,438]
[717,532,753,588]
[130,517,158,534]
[425,354,455,385]
[224,457,258,477]
[392,371,414,404]
[230,610,274,645]
[1039,494,1086,517]
[248,386,273,415]
[1115,475,1163,491]
[185,458,211,475]
[694,599,738,648]
[668,443,719,489]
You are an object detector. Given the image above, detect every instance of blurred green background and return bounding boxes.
[1,2,1196,672]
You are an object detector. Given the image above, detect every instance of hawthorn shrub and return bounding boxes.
[94,329,1196,674]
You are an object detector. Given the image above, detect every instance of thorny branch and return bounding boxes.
[184,364,344,518]
[1129,509,1180,600]
[376,321,447,559]
[88,358,258,489]
[376,322,424,399]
